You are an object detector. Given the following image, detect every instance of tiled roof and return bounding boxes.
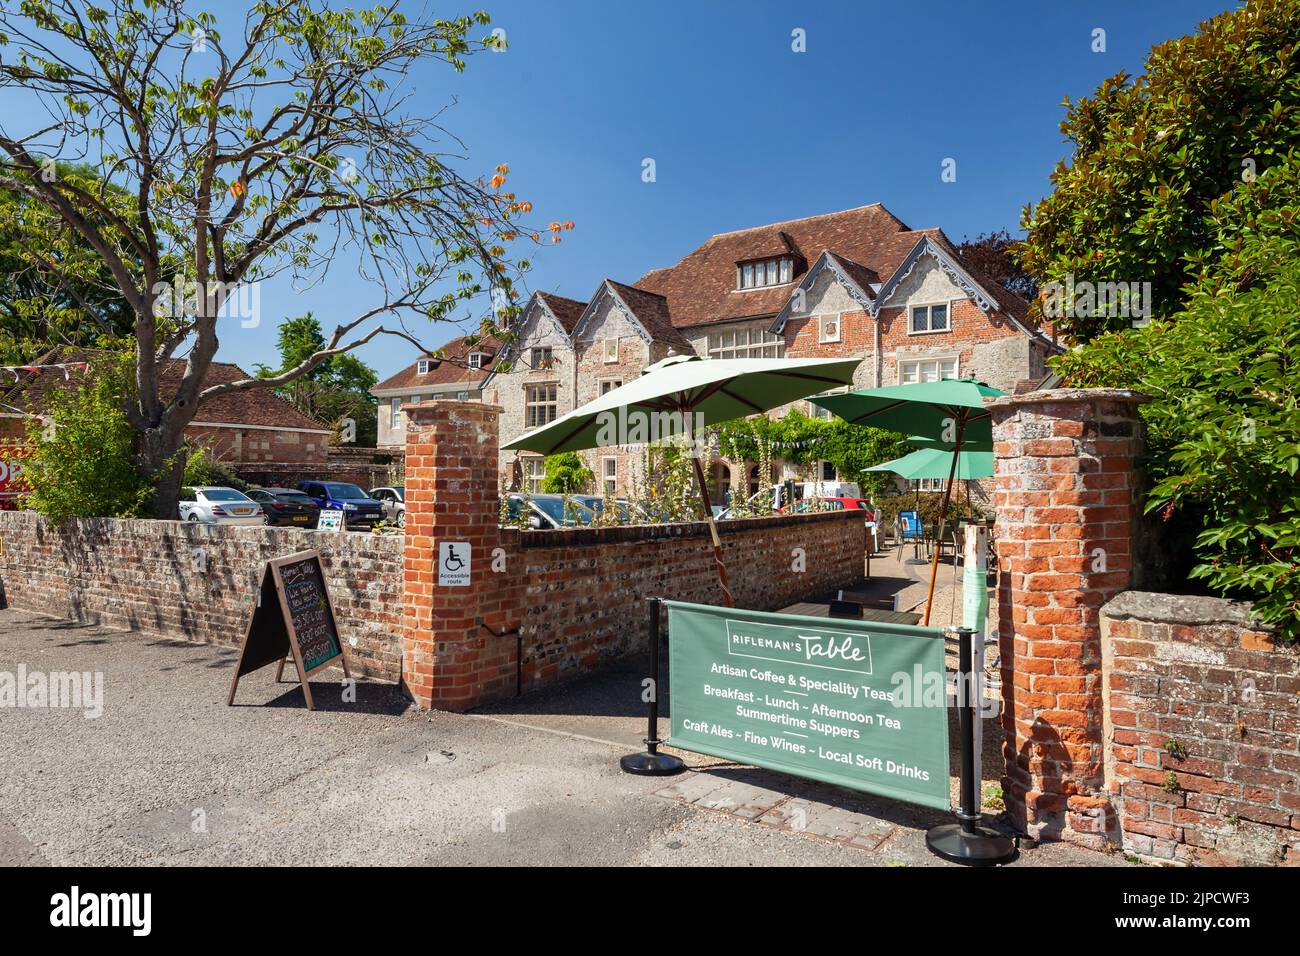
[634,204,931,328]
[824,251,881,298]
[603,279,692,349]
[632,203,1035,331]
[172,362,330,430]
[4,348,329,431]
[534,291,587,334]
[371,332,503,394]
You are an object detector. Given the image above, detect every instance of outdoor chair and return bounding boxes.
[897,510,923,544]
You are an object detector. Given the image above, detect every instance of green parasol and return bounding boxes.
[503,354,862,606]
[811,378,1005,624]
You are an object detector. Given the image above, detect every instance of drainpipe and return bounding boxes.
[873,309,882,387]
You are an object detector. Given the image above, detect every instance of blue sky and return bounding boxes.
[11,0,1241,379]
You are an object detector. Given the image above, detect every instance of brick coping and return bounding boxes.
[505,508,857,549]
[987,387,1149,409]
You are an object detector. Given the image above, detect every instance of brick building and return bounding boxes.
[483,202,1060,498]
[0,353,332,465]
[370,333,503,451]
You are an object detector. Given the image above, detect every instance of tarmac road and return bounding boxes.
[0,609,1117,867]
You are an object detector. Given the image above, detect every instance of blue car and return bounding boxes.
[297,481,385,529]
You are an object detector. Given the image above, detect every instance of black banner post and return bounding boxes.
[926,625,1017,865]
[620,597,685,776]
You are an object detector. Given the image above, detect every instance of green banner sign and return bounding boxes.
[666,601,952,811]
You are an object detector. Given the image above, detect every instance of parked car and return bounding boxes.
[798,480,862,499]
[715,483,797,520]
[246,487,322,528]
[780,495,880,524]
[502,493,595,529]
[369,486,406,528]
[297,481,384,529]
[572,494,633,523]
[179,486,266,526]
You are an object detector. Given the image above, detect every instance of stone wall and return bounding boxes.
[1102,591,1300,866]
[0,511,404,680]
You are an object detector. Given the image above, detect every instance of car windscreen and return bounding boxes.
[324,483,368,499]
[276,493,316,505]
[393,486,404,499]
[201,489,249,502]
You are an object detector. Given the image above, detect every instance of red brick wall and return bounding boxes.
[876,300,1024,385]
[990,387,1145,849]
[402,400,867,710]
[782,309,873,358]
[189,424,329,465]
[1102,592,1300,866]
[0,511,403,679]
[503,512,866,692]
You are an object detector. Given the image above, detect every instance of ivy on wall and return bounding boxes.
[713,408,911,496]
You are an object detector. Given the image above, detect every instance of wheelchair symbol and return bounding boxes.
[443,545,465,572]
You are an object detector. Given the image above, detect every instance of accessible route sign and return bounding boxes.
[666,601,952,811]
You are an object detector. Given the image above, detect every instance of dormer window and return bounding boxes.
[737,257,793,290]
[468,352,488,369]
[417,358,432,374]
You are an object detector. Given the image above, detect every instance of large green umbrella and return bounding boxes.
[811,379,1005,624]
[503,354,862,606]
[868,446,993,481]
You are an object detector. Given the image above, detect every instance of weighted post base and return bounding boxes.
[620,751,686,776]
[925,822,1017,866]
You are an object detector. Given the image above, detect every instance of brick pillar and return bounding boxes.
[989,388,1145,848]
[401,400,518,711]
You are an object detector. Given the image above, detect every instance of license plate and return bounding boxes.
[292,515,309,523]
[232,508,252,515]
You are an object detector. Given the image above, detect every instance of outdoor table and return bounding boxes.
[777,601,922,626]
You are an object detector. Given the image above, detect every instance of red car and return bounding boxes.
[780,496,880,523]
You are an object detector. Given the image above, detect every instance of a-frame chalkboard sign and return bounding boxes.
[227,550,350,710]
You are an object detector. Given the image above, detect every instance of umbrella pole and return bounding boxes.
[690,453,734,608]
[923,419,965,626]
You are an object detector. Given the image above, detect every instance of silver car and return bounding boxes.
[369,485,406,528]
[179,486,266,526]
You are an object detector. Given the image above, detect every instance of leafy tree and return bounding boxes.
[955,230,1038,301]
[22,351,153,521]
[0,1,567,516]
[542,452,592,494]
[1056,230,1300,639]
[0,162,135,363]
[1019,0,1300,341]
[256,313,379,446]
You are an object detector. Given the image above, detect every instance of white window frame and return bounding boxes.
[736,257,794,291]
[390,397,402,429]
[525,382,559,428]
[898,356,960,385]
[819,315,841,344]
[468,352,485,369]
[908,300,953,335]
[523,457,546,495]
[707,326,784,360]
[600,379,622,396]
[602,456,617,495]
[603,337,619,363]
[417,359,431,374]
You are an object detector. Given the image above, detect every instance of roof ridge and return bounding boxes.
[705,202,893,241]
